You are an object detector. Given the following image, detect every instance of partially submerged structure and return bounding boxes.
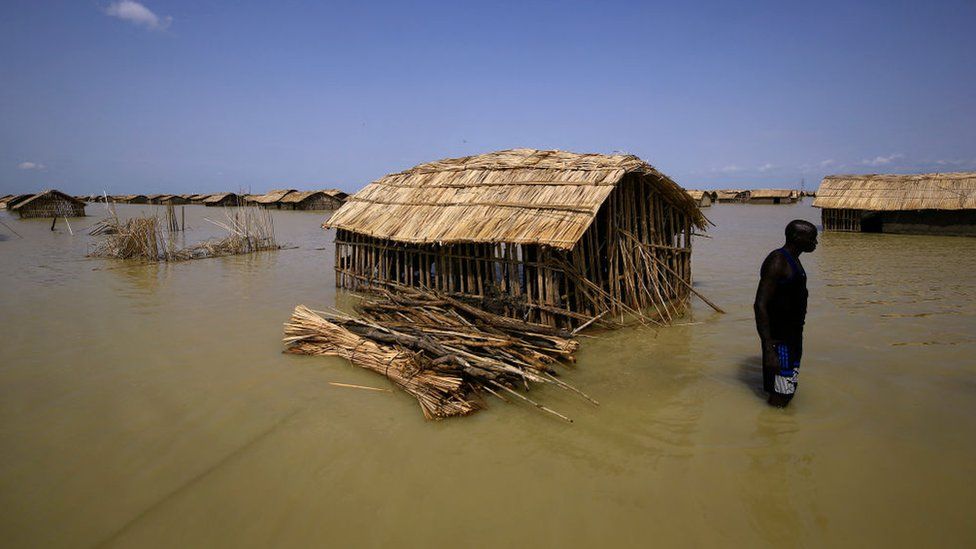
[278,191,333,210]
[716,189,748,203]
[10,190,86,218]
[1,194,32,209]
[121,194,149,204]
[250,189,296,209]
[814,173,976,235]
[747,189,799,204]
[325,149,706,328]
[203,193,241,207]
[687,190,713,207]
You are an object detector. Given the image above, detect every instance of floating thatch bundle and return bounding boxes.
[814,172,976,235]
[10,190,86,218]
[686,190,713,207]
[325,148,707,329]
[284,284,594,420]
[746,189,798,204]
[203,193,242,207]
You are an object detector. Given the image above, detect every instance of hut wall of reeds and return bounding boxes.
[747,189,798,204]
[814,173,976,235]
[10,190,86,218]
[325,149,706,328]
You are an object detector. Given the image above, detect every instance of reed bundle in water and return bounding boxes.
[89,206,279,262]
[283,285,595,421]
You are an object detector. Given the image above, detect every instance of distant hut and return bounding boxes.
[326,149,707,328]
[686,190,713,207]
[10,190,86,218]
[716,189,747,203]
[122,194,149,204]
[187,194,210,204]
[814,173,976,235]
[747,189,798,204]
[278,190,336,210]
[203,193,241,207]
[322,189,348,209]
[159,195,190,205]
[251,189,296,209]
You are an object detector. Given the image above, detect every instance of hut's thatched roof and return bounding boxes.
[749,189,796,199]
[813,173,976,211]
[252,189,296,204]
[10,189,85,210]
[325,148,705,250]
[687,190,707,200]
[203,193,236,203]
[322,188,349,199]
[280,190,323,203]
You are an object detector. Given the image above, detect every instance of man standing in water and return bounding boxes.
[754,220,818,407]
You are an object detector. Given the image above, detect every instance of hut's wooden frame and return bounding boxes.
[333,166,701,328]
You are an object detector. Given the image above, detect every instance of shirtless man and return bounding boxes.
[754,220,817,407]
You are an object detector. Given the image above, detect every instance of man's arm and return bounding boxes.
[754,252,788,347]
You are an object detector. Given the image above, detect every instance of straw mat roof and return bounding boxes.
[326,148,705,250]
[813,173,976,210]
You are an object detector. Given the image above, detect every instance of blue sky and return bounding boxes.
[2,0,974,195]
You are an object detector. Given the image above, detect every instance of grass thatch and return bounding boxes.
[813,172,976,211]
[325,149,704,250]
[748,189,797,199]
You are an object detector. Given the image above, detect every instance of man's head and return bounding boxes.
[785,220,818,253]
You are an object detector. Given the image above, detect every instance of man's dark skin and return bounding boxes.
[754,220,817,406]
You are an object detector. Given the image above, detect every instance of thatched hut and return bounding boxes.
[249,189,296,209]
[159,195,190,205]
[277,190,336,210]
[716,189,747,203]
[187,194,209,204]
[686,190,713,207]
[814,173,976,235]
[325,149,706,328]
[10,190,86,218]
[323,189,348,208]
[203,193,241,207]
[747,189,798,204]
[121,194,149,204]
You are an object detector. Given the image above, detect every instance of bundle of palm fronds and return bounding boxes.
[283,284,595,421]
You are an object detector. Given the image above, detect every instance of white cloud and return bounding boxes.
[17,161,45,170]
[105,1,172,30]
[757,163,775,172]
[861,153,902,167]
[819,159,835,167]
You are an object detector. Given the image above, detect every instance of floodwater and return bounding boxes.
[1,202,974,548]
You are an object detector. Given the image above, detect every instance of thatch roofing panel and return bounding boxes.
[326,148,703,249]
[813,173,976,210]
[749,189,796,199]
[280,190,323,203]
[252,189,296,204]
[203,193,236,203]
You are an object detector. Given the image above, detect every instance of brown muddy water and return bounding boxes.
[1,202,974,548]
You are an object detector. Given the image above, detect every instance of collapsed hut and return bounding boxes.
[814,172,976,235]
[10,190,86,218]
[687,190,713,207]
[747,189,798,204]
[203,193,241,207]
[325,149,707,329]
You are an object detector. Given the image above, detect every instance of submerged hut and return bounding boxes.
[686,190,713,207]
[747,189,798,204]
[121,194,149,204]
[159,195,190,205]
[814,173,976,235]
[323,189,349,208]
[278,190,337,210]
[10,190,86,218]
[203,193,241,207]
[325,149,707,328]
[250,189,296,209]
[716,189,747,203]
